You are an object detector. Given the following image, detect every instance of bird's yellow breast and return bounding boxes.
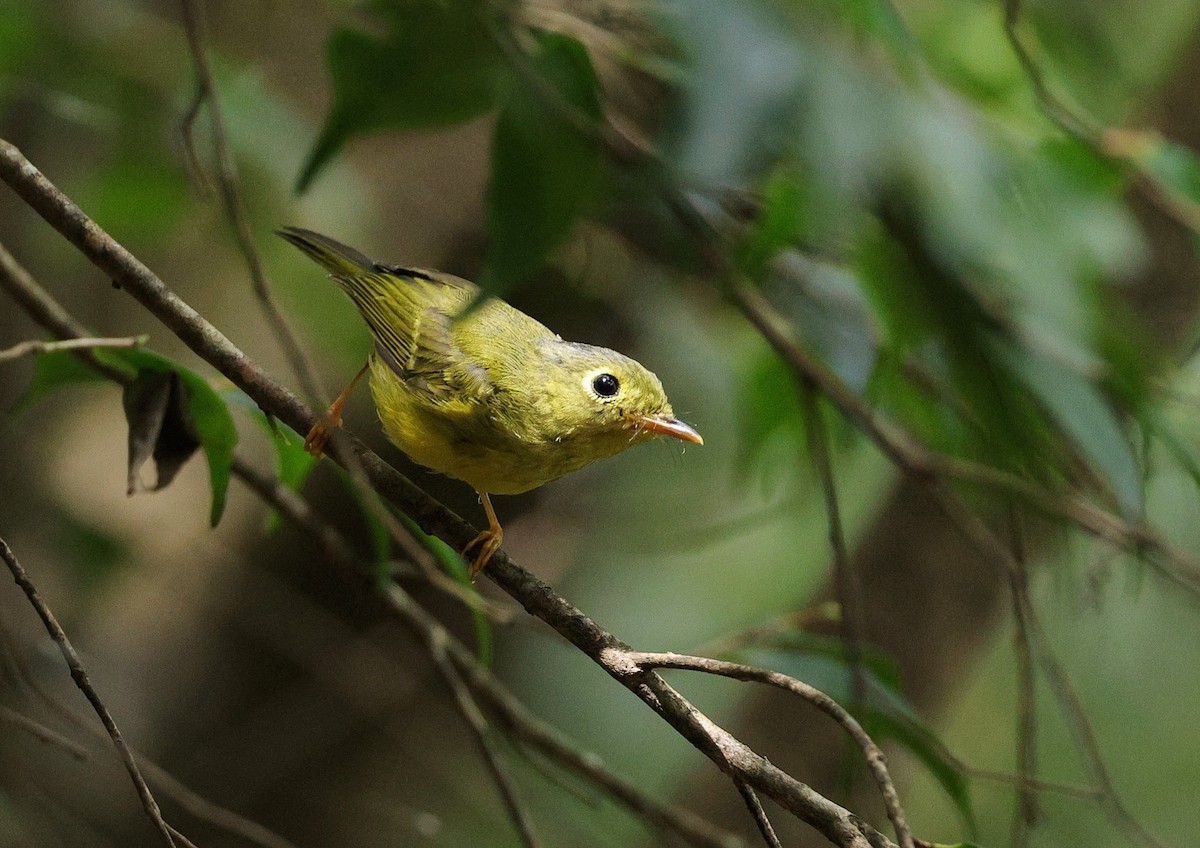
[367,355,625,495]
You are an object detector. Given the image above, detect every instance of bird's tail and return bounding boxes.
[276,226,376,276]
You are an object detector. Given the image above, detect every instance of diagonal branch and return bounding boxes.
[238,455,746,848]
[737,782,783,848]
[177,0,325,404]
[628,652,914,848]
[0,536,187,848]
[428,630,541,848]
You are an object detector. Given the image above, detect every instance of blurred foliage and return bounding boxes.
[5,0,1200,847]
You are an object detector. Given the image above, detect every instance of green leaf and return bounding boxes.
[1003,345,1143,518]
[482,30,604,293]
[13,348,119,411]
[738,167,811,282]
[397,512,493,666]
[1122,131,1200,208]
[297,0,504,191]
[245,403,317,534]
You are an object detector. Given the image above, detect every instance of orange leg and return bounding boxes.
[462,490,503,579]
[304,361,370,457]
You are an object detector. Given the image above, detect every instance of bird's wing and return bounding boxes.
[335,269,492,404]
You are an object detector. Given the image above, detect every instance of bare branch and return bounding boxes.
[930,486,1169,848]
[0,704,90,760]
[428,631,541,848]
[0,335,144,362]
[177,0,325,404]
[737,783,783,848]
[628,651,914,848]
[0,536,184,848]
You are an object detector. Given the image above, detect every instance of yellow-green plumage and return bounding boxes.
[279,227,701,500]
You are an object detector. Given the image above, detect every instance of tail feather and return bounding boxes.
[276,226,376,276]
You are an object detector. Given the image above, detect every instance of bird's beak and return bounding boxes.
[630,414,703,445]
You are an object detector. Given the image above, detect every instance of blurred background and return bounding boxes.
[3,0,1200,846]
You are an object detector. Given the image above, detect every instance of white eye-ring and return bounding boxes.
[584,369,620,399]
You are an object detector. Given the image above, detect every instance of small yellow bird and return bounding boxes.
[279,227,702,576]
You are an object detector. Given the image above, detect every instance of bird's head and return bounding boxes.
[549,342,702,449]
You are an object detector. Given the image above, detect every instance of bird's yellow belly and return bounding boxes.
[368,360,590,495]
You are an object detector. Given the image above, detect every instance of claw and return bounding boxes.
[463,490,503,579]
[303,412,341,458]
[305,360,369,458]
[463,525,504,578]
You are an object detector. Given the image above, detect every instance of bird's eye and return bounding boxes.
[591,373,620,398]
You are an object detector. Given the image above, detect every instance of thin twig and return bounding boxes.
[1008,511,1039,847]
[929,487,1169,848]
[799,381,867,707]
[0,704,90,760]
[0,240,133,383]
[0,138,896,848]
[737,783,783,848]
[0,536,182,848]
[628,651,914,848]
[177,0,326,404]
[0,335,144,362]
[428,630,541,848]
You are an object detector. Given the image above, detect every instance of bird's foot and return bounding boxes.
[303,411,342,458]
[463,526,504,579]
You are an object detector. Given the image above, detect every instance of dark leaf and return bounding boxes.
[482,30,604,293]
[297,0,504,191]
[115,349,238,525]
[122,369,199,496]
